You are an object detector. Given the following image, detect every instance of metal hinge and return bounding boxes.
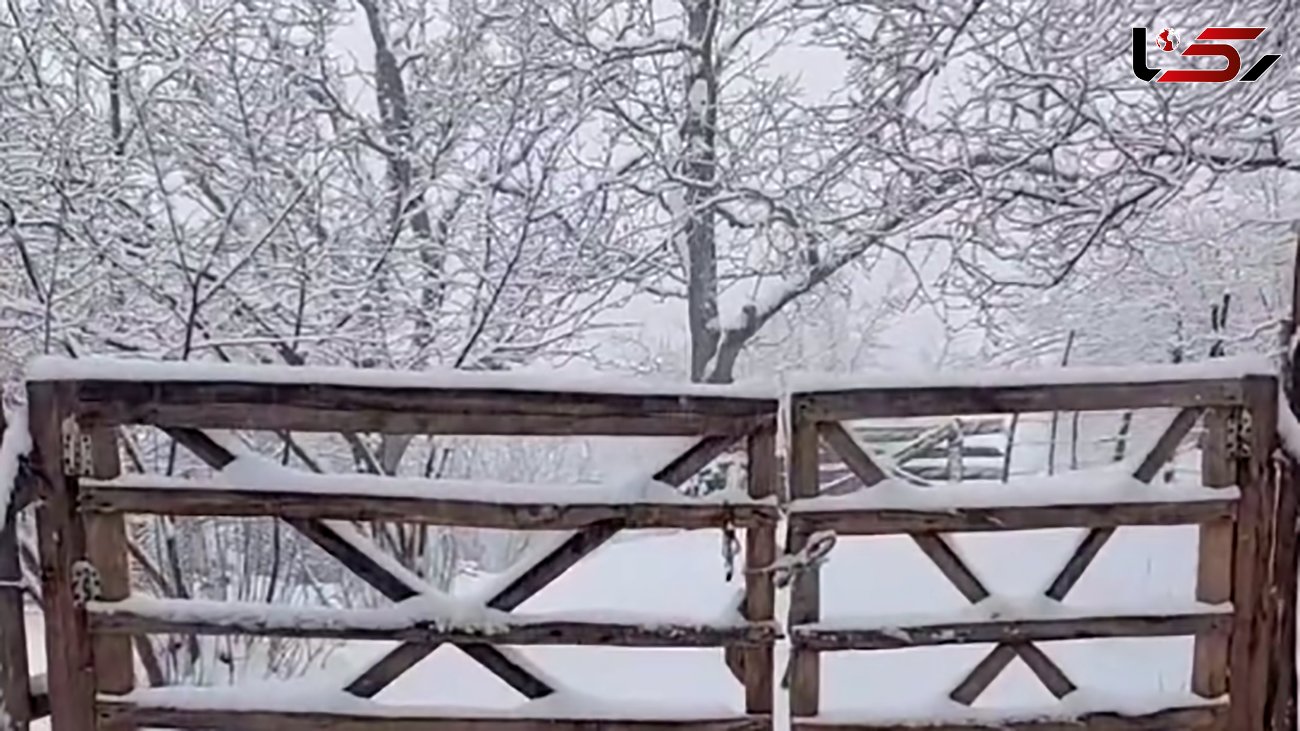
[1226,409,1253,460]
[60,417,93,477]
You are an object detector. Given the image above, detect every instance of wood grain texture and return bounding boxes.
[66,379,777,436]
[0,493,32,729]
[789,499,1234,537]
[82,483,778,531]
[792,378,1248,421]
[89,607,780,647]
[792,611,1229,651]
[345,432,746,699]
[742,424,778,714]
[1193,407,1236,698]
[96,703,772,731]
[29,382,97,731]
[1227,377,1280,731]
[789,703,1226,730]
[786,408,822,718]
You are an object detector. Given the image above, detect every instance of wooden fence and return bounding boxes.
[24,366,781,731]
[6,359,1299,730]
[786,371,1297,730]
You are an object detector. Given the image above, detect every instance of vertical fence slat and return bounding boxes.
[1193,406,1235,698]
[743,423,777,716]
[1,498,32,731]
[1267,454,1299,730]
[87,426,133,710]
[30,383,97,731]
[1228,377,1279,730]
[787,404,821,719]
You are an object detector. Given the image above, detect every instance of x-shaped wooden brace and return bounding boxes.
[314,429,748,697]
[164,426,748,698]
[818,406,1202,704]
[164,426,554,696]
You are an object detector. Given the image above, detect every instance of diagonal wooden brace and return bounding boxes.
[817,419,1076,700]
[342,432,750,698]
[947,407,1203,704]
[165,427,554,698]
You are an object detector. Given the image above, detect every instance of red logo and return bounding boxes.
[1155,28,1180,52]
[1133,26,1280,83]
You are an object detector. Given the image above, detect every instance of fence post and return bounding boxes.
[1193,407,1235,698]
[1227,376,1280,730]
[787,402,821,719]
[743,423,777,716]
[30,382,97,731]
[1267,452,1298,731]
[1,497,32,731]
[86,426,133,716]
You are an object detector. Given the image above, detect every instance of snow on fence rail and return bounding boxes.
[784,370,1297,731]
[7,354,1298,731]
[23,357,782,731]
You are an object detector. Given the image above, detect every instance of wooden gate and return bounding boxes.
[23,362,780,731]
[785,368,1297,730]
[7,358,1300,730]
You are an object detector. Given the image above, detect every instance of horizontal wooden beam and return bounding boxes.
[81,482,779,530]
[97,702,771,731]
[61,379,776,436]
[791,610,1229,651]
[787,498,1236,536]
[89,604,779,647]
[789,703,1225,730]
[792,377,1257,420]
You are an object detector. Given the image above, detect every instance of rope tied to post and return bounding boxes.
[747,529,837,588]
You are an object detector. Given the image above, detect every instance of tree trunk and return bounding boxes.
[682,0,721,383]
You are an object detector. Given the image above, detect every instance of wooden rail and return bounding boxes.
[25,359,781,731]
[783,371,1296,731]
[16,357,1299,731]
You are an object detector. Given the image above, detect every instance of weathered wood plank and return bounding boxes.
[907,533,1075,705]
[817,423,888,487]
[29,382,97,731]
[0,496,32,730]
[66,380,776,436]
[89,605,780,647]
[1193,407,1236,699]
[97,703,772,731]
[742,424,777,714]
[81,483,778,531]
[0,407,31,731]
[345,433,743,699]
[789,499,1235,537]
[1267,454,1299,731]
[1227,377,1279,731]
[162,426,555,699]
[793,378,1250,421]
[946,404,1194,706]
[86,426,134,708]
[1132,407,1202,483]
[787,409,822,718]
[791,611,1229,651]
[789,703,1227,730]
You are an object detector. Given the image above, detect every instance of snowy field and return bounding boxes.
[22,521,1210,726]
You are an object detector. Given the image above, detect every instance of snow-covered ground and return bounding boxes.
[23,521,1206,726]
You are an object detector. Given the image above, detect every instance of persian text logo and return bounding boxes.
[1132,26,1280,82]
